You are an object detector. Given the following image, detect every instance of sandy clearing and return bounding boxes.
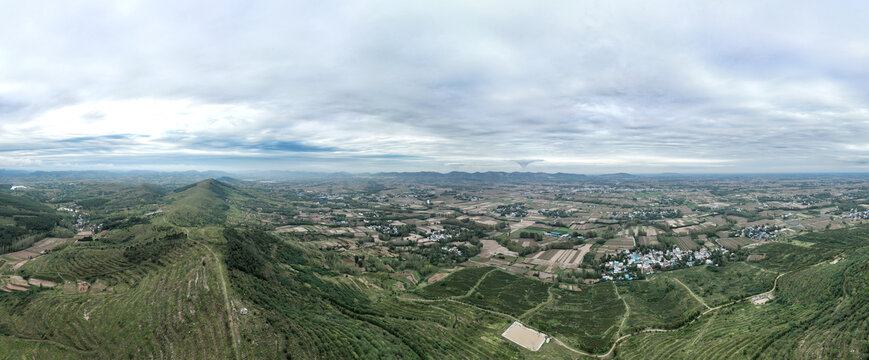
[5,283,28,291]
[502,321,548,351]
[573,243,592,266]
[510,220,536,232]
[11,260,28,271]
[480,240,518,258]
[28,278,57,287]
[427,272,450,283]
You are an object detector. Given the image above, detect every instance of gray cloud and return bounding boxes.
[0,1,868,173]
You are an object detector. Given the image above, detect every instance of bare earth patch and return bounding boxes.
[480,239,518,258]
[427,272,449,283]
[501,321,548,351]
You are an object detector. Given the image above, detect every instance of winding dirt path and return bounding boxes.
[672,278,711,310]
[402,267,795,359]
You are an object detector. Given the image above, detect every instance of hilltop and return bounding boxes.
[162,179,250,227]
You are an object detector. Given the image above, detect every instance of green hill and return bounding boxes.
[162,179,247,227]
[0,193,70,253]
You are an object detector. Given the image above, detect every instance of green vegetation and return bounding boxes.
[464,270,551,317]
[660,262,777,307]
[3,177,869,359]
[618,277,706,332]
[414,267,494,299]
[526,283,625,354]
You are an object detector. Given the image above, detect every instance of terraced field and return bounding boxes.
[464,270,551,317]
[615,303,806,359]
[525,283,625,354]
[618,277,706,332]
[415,266,495,299]
[659,262,778,307]
[0,243,236,359]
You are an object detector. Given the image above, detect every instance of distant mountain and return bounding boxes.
[0,170,234,184]
[372,171,589,183]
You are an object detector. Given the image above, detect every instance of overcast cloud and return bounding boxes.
[1,1,868,173]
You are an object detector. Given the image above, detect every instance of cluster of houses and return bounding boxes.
[454,193,481,201]
[601,247,727,281]
[366,224,402,236]
[731,224,782,240]
[494,203,528,217]
[423,230,453,243]
[610,208,681,220]
[441,245,463,255]
[845,208,869,221]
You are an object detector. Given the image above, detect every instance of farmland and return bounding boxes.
[659,262,778,307]
[525,283,625,354]
[618,277,707,332]
[1,174,869,358]
[465,270,551,317]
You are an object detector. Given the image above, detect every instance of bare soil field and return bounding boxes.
[28,278,57,287]
[510,219,536,232]
[716,237,756,250]
[637,236,660,247]
[501,321,548,351]
[604,237,635,250]
[675,236,699,250]
[480,239,518,258]
[523,244,590,271]
[746,254,766,261]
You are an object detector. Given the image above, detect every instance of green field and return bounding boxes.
[618,277,706,332]
[414,266,495,299]
[526,283,625,354]
[464,269,552,317]
[659,262,778,307]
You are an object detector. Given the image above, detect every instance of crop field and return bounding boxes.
[525,283,625,354]
[636,235,660,247]
[415,266,494,299]
[674,236,699,250]
[0,244,236,359]
[617,277,706,332]
[716,236,756,249]
[510,225,571,238]
[465,270,551,317]
[658,262,777,307]
[603,237,634,249]
[615,303,807,359]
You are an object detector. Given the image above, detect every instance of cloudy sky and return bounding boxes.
[1,1,868,173]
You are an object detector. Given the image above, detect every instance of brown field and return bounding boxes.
[747,254,766,261]
[675,236,699,250]
[480,239,518,258]
[524,244,590,271]
[28,278,57,287]
[426,273,449,283]
[509,219,536,232]
[716,237,756,250]
[604,237,635,249]
[637,236,660,246]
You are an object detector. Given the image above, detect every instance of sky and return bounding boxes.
[1,1,868,174]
